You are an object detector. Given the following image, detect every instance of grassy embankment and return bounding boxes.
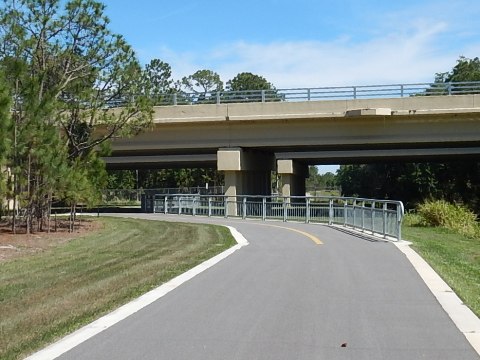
[0,217,236,360]
[402,221,480,318]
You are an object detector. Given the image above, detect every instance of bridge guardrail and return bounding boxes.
[153,194,404,241]
[106,81,480,107]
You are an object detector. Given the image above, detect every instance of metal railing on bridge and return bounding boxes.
[153,194,405,241]
[107,81,480,107]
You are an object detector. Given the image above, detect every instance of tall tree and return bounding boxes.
[142,59,174,104]
[0,0,152,232]
[226,72,278,102]
[427,56,480,95]
[227,72,274,91]
[0,71,11,205]
[435,56,480,83]
[179,69,223,102]
[0,0,153,161]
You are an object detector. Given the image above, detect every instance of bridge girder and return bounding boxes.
[103,95,480,198]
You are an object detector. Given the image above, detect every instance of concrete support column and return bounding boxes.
[217,148,274,216]
[277,159,308,199]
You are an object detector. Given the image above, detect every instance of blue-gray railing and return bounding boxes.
[153,194,404,241]
[108,81,480,107]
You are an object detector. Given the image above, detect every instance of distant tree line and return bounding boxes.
[337,162,480,213]
[107,169,223,190]
[305,166,338,192]
[142,60,277,104]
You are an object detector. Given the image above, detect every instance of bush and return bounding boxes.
[402,212,424,227]
[417,200,479,238]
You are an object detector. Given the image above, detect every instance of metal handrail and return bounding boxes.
[152,194,404,241]
[114,81,480,108]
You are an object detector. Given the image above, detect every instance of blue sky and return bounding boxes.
[102,0,480,88]
[100,0,480,174]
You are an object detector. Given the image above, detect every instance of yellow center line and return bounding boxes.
[253,223,323,245]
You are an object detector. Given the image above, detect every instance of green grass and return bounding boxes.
[402,224,480,317]
[0,217,236,360]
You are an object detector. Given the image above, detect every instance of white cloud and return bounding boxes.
[147,15,479,89]
[212,22,455,87]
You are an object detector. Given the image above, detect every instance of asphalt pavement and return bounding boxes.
[55,214,479,360]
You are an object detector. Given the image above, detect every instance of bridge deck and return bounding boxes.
[104,94,480,168]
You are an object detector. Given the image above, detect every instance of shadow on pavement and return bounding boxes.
[328,226,390,243]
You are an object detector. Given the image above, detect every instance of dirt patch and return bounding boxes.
[0,217,104,262]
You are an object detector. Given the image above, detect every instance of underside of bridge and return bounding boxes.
[103,95,480,207]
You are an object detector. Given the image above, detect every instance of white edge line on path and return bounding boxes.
[394,241,480,356]
[25,225,249,360]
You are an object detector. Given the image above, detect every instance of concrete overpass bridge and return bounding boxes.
[104,82,480,198]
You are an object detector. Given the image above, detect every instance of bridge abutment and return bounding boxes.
[217,148,274,215]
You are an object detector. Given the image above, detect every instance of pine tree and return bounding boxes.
[0,0,153,232]
[0,71,12,216]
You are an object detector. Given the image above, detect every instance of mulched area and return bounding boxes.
[0,217,103,262]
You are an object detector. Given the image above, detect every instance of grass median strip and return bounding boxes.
[0,217,236,360]
[403,225,480,318]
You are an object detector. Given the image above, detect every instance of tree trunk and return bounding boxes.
[69,204,77,232]
[12,173,17,235]
[26,153,32,235]
[69,205,73,233]
[12,85,18,235]
[73,203,77,231]
[47,192,52,233]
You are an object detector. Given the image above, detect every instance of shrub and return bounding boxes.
[402,212,424,227]
[417,200,479,238]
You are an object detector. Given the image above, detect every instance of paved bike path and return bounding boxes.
[55,215,478,359]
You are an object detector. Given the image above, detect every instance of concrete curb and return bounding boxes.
[394,240,480,356]
[25,225,249,360]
